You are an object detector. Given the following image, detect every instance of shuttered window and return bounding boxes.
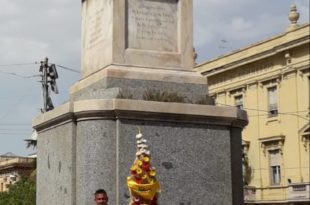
[269,150,281,185]
[268,86,278,117]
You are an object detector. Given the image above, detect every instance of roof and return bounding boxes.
[195,24,310,76]
[0,152,18,157]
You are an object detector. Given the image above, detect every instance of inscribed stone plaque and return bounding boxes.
[87,8,105,50]
[82,0,113,77]
[85,0,111,51]
[126,0,179,52]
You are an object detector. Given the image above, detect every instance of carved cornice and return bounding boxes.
[196,24,310,77]
[202,35,309,77]
[33,99,248,131]
[259,135,285,155]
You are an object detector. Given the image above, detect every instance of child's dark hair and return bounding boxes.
[95,189,107,196]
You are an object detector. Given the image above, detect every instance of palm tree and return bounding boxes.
[24,131,37,149]
[25,130,37,184]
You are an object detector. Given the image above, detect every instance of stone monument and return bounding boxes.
[33,0,247,204]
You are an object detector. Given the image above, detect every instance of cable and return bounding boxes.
[0,128,31,131]
[216,102,309,120]
[251,166,310,171]
[53,64,80,73]
[0,94,38,100]
[0,133,30,135]
[0,70,40,78]
[0,123,31,126]
[247,110,309,116]
[248,113,309,118]
[0,62,37,67]
[0,61,38,79]
[0,61,80,75]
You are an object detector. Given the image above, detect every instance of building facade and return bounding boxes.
[196,5,309,204]
[0,152,35,192]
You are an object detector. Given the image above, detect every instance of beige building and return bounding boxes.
[196,4,310,204]
[0,152,35,192]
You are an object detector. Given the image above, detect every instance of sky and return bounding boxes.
[0,0,309,157]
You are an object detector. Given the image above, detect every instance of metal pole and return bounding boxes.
[41,57,49,113]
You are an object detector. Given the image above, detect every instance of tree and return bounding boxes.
[25,130,38,150]
[0,178,36,205]
[242,154,253,185]
[26,139,37,150]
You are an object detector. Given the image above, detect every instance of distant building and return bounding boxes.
[196,4,309,205]
[0,152,35,192]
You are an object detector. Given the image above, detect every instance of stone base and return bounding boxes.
[69,65,214,105]
[33,99,247,205]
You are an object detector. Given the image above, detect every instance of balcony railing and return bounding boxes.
[244,183,310,203]
[244,186,256,201]
[0,158,34,167]
[287,183,310,202]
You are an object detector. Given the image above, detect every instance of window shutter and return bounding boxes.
[269,150,281,166]
[268,87,277,105]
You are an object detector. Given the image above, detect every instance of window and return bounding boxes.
[271,166,281,185]
[235,95,243,110]
[267,86,278,117]
[269,150,281,185]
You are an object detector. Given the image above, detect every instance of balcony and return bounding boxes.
[244,186,256,202]
[0,158,35,172]
[287,183,310,202]
[244,183,310,203]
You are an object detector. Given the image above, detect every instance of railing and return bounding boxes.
[244,186,256,201]
[287,183,310,202]
[0,158,34,167]
[245,183,310,203]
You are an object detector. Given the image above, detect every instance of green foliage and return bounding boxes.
[26,140,37,150]
[143,89,186,103]
[195,95,215,105]
[0,178,36,205]
[116,88,214,105]
[116,89,133,99]
[243,155,253,185]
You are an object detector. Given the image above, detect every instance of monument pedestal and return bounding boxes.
[34,97,247,205]
[33,0,247,204]
[69,65,213,104]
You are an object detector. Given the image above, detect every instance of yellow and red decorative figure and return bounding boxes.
[127,131,160,205]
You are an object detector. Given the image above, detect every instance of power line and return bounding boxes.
[0,94,38,100]
[0,62,37,67]
[0,62,38,78]
[0,70,40,78]
[53,64,80,73]
[0,123,31,126]
[0,61,80,74]
[248,113,309,118]
[216,102,306,114]
[216,102,309,120]
[0,133,30,135]
[0,132,31,134]
[0,128,31,131]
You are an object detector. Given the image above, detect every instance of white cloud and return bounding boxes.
[298,0,310,23]
[0,0,21,16]
[230,17,253,32]
[194,0,309,62]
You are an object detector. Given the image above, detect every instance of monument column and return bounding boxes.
[33,1,247,204]
[81,0,193,77]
